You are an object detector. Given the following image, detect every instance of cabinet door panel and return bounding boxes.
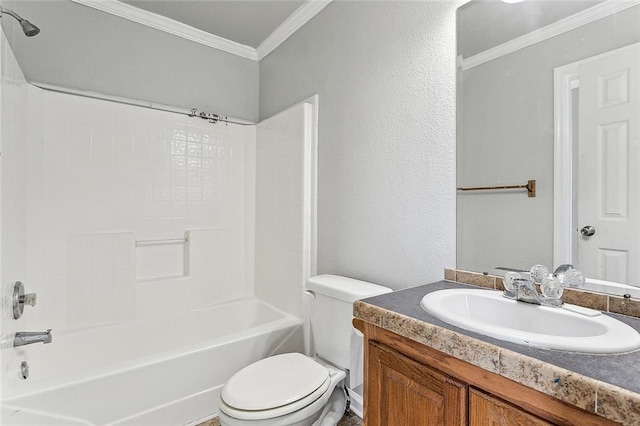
[470,388,553,426]
[367,342,466,426]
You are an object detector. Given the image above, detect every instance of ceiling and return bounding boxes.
[458,0,605,58]
[120,0,305,48]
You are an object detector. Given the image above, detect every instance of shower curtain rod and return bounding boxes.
[29,82,255,126]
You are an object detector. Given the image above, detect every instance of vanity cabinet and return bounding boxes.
[356,319,617,426]
[368,341,466,425]
[469,388,552,425]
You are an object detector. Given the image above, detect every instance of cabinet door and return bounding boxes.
[470,388,553,426]
[367,342,467,426]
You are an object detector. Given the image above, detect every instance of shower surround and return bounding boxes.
[0,30,317,425]
[23,87,255,334]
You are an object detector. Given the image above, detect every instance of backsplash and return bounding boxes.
[445,269,640,319]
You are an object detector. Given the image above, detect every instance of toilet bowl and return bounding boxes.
[218,353,346,426]
[218,275,393,426]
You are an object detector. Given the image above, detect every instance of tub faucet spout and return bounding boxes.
[14,329,52,347]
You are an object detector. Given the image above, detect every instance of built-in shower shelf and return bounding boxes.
[135,232,190,282]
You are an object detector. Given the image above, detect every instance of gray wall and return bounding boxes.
[1,0,258,121]
[457,5,640,274]
[260,1,461,289]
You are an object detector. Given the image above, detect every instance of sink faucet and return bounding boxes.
[14,329,52,347]
[503,264,584,308]
[512,278,541,304]
[503,278,563,307]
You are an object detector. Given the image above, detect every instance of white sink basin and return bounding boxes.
[420,288,640,353]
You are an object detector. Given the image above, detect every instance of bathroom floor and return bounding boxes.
[200,410,363,426]
[336,410,364,425]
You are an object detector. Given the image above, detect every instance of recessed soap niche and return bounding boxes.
[135,232,190,282]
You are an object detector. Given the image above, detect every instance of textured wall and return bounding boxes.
[1,0,259,121]
[260,1,462,289]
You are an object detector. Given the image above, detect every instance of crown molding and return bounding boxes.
[70,0,259,61]
[70,0,334,63]
[460,0,640,71]
[257,0,333,60]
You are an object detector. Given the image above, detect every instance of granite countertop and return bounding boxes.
[354,280,640,426]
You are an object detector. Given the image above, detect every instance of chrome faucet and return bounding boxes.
[503,264,584,308]
[503,276,565,307]
[512,278,542,304]
[503,278,549,305]
[14,329,52,347]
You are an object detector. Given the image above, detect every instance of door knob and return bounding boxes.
[580,225,596,237]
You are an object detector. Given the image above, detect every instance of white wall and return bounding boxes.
[259,1,461,289]
[0,25,29,399]
[0,4,262,397]
[24,88,254,330]
[255,102,315,319]
[457,5,640,274]
[1,0,259,122]
[0,82,256,399]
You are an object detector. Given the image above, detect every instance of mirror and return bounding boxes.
[456,0,640,289]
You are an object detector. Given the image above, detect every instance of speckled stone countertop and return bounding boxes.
[354,280,640,426]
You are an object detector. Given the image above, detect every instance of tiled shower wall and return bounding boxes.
[22,87,255,333]
[1,27,29,396]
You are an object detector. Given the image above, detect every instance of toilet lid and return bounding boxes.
[221,353,330,411]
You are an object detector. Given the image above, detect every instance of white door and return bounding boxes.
[578,43,640,285]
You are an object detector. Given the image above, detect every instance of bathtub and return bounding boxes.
[1,298,302,425]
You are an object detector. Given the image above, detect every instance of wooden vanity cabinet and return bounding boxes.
[356,319,617,426]
[469,388,552,426]
[368,341,467,425]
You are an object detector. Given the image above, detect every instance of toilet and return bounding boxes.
[218,274,392,426]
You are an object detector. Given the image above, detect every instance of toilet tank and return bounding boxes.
[307,275,392,369]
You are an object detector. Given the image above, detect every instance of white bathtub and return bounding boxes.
[1,298,302,425]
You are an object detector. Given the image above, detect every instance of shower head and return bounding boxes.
[20,19,40,37]
[0,7,40,37]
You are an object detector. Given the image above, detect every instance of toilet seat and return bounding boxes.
[220,353,332,421]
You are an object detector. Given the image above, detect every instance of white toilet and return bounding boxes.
[218,274,392,426]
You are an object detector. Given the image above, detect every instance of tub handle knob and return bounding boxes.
[12,281,37,320]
